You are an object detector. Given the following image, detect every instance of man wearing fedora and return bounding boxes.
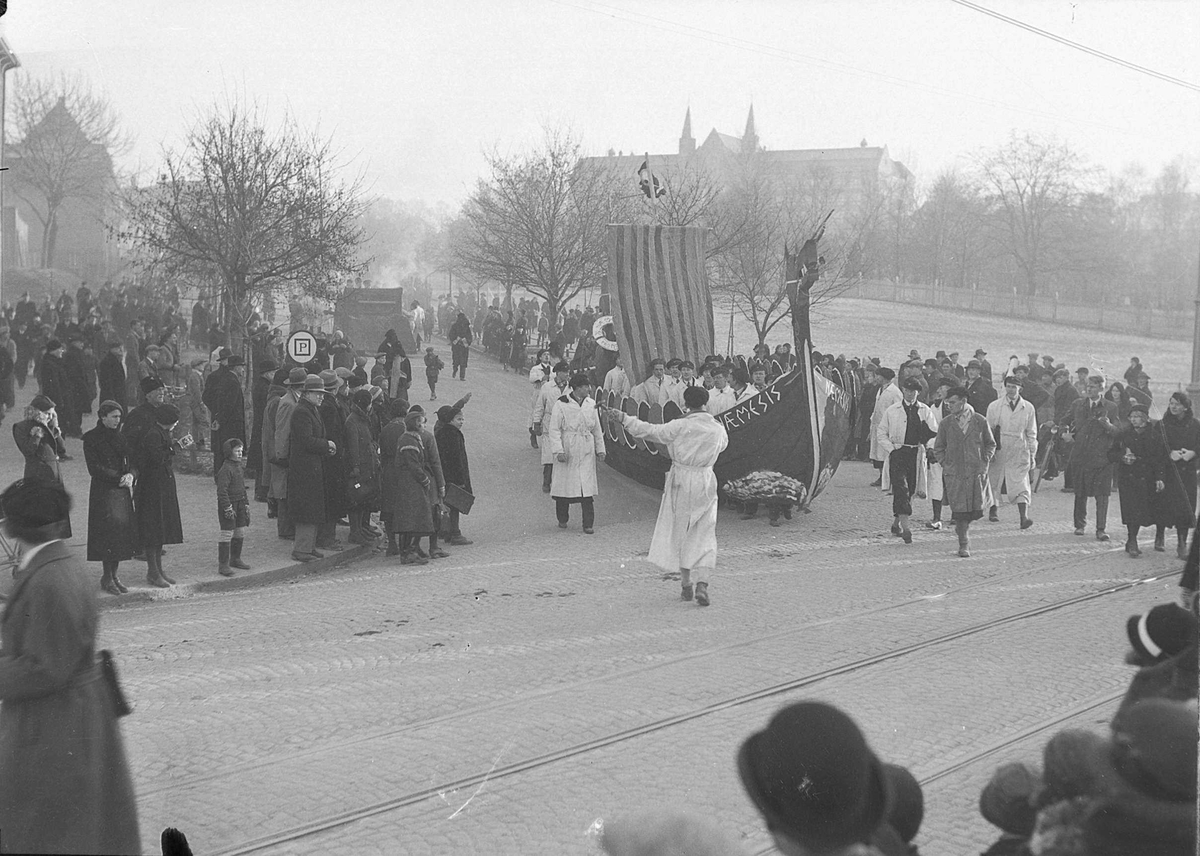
[973,348,993,385]
[288,374,337,562]
[269,367,308,540]
[203,347,247,478]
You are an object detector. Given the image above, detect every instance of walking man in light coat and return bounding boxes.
[533,361,571,492]
[605,386,730,606]
[548,372,606,533]
[985,375,1039,528]
[868,367,901,488]
[876,377,938,543]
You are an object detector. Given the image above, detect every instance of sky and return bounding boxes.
[3,0,1198,211]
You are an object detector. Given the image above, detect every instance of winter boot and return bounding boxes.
[230,537,250,570]
[218,542,234,577]
[100,562,121,595]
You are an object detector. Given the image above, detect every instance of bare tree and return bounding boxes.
[452,128,614,330]
[7,72,129,268]
[117,97,369,346]
[909,170,994,290]
[975,133,1092,297]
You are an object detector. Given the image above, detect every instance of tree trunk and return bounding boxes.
[41,210,59,269]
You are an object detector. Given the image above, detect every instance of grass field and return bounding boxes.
[719,297,1190,402]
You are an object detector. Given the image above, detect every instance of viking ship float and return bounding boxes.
[595,220,853,506]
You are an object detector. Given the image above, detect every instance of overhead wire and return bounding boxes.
[546,0,1185,142]
[947,0,1200,94]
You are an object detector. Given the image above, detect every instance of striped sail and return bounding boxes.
[605,225,714,384]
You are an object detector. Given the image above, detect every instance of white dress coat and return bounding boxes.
[548,394,605,497]
[706,386,738,415]
[619,411,730,572]
[533,379,570,464]
[985,395,1039,505]
[870,382,903,464]
[528,362,552,428]
[631,376,674,407]
[877,399,939,496]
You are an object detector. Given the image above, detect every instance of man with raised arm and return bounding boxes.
[603,385,729,607]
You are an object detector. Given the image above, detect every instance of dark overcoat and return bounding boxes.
[1112,423,1171,527]
[386,430,434,533]
[13,417,66,485]
[378,417,405,522]
[344,405,380,509]
[134,423,184,546]
[285,397,329,524]
[202,365,246,474]
[434,420,472,494]
[64,346,93,420]
[97,352,127,408]
[319,395,350,520]
[1062,397,1120,497]
[0,542,141,855]
[933,409,996,514]
[247,373,271,475]
[83,422,139,562]
[1156,412,1200,526]
[38,351,77,427]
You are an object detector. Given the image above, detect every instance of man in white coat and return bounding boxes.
[985,375,1038,528]
[548,372,606,533]
[705,366,737,415]
[603,362,632,400]
[869,367,901,488]
[532,361,571,492]
[527,348,553,448]
[604,386,730,607]
[630,358,673,407]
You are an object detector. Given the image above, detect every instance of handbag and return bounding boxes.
[99,649,132,717]
[347,473,379,505]
[444,482,475,515]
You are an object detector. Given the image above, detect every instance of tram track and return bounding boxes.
[203,565,1174,855]
[135,545,1139,799]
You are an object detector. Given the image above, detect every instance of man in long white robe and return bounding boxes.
[532,361,571,492]
[985,375,1038,528]
[548,373,606,533]
[606,385,730,606]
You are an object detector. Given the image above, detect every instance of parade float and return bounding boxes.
[596,219,853,508]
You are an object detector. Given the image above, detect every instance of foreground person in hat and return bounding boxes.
[0,478,142,855]
[602,385,729,606]
[288,375,336,562]
[203,349,247,478]
[738,701,918,855]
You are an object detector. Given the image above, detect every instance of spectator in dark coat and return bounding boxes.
[435,397,474,546]
[1155,392,1200,558]
[964,360,996,416]
[1112,403,1172,558]
[377,399,409,557]
[408,403,448,560]
[13,395,68,490]
[344,389,380,545]
[63,336,94,433]
[247,359,277,484]
[1060,376,1120,541]
[83,401,139,595]
[134,403,186,588]
[449,312,473,380]
[38,340,78,438]
[287,375,334,562]
[202,349,247,479]
[97,340,127,408]
[388,411,435,565]
[0,479,141,856]
[122,376,167,453]
[317,370,349,550]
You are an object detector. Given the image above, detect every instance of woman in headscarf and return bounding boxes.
[0,478,141,854]
[1155,391,1200,558]
[83,401,139,594]
[449,312,473,381]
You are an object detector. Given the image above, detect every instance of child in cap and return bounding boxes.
[215,438,252,576]
[424,346,444,401]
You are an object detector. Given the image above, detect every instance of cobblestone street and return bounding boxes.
[16,349,1170,856]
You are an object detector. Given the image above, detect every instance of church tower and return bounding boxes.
[742,104,759,153]
[678,107,695,155]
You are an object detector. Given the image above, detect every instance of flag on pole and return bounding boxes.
[636,154,667,199]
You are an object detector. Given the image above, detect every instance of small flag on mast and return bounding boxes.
[636,153,667,199]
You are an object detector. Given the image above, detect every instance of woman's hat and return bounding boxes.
[437,405,460,423]
[0,478,72,529]
[738,701,888,851]
[319,369,340,391]
[403,411,425,431]
[140,376,166,394]
[1128,402,1150,416]
[1126,603,1197,665]
[45,338,63,352]
[351,389,372,410]
[30,394,56,412]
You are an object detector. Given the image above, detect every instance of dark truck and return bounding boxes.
[333,287,418,355]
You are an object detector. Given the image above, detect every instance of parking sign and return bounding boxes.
[286,330,318,364]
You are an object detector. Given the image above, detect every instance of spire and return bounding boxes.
[742,104,759,153]
[679,106,695,155]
